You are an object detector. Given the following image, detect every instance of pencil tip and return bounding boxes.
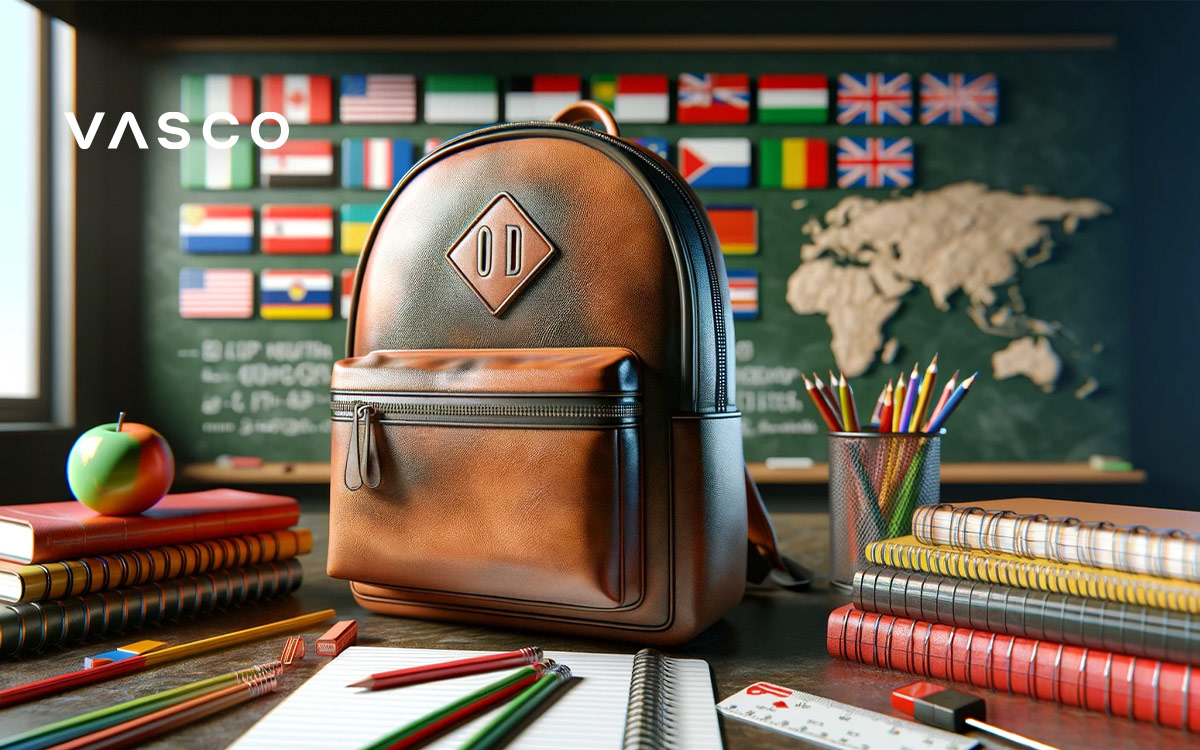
[929,353,938,366]
[347,678,374,689]
[802,373,813,387]
[964,372,978,386]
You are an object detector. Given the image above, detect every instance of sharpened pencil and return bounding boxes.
[898,363,921,432]
[877,380,894,434]
[925,372,977,433]
[812,373,843,430]
[839,370,860,432]
[803,375,842,431]
[924,370,958,432]
[868,383,888,427]
[891,373,906,433]
[909,354,938,432]
[348,647,544,691]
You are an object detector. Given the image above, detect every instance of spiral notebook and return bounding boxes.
[229,646,723,750]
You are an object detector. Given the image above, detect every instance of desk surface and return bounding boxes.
[0,510,1178,749]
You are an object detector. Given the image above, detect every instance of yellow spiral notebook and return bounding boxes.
[867,535,1200,613]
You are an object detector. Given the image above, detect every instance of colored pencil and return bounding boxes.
[925,372,977,433]
[44,674,278,750]
[359,665,549,750]
[867,383,888,428]
[0,663,282,750]
[877,380,894,434]
[897,363,921,432]
[839,370,861,432]
[458,664,573,750]
[891,373,906,433]
[803,375,842,431]
[0,610,334,709]
[909,355,938,433]
[924,370,958,432]
[812,373,840,423]
[347,647,543,691]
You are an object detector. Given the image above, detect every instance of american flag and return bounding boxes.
[836,137,914,188]
[677,73,750,123]
[339,74,417,123]
[920,73,998,125]
[836,73,913,125]
[179,268,253,319]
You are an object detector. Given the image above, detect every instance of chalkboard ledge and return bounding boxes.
[178,461,1146,485]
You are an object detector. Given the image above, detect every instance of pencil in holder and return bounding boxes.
[827,429,943,591]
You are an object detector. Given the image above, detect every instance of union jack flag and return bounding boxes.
[677,73,751,124]
[836,73,913,125]
[836,137,914,188]
[920,73,998,125]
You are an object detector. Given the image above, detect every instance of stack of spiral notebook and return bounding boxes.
[0,489,310,655]
[827,498,1200,730]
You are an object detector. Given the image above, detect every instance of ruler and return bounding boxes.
[717,682,979,750]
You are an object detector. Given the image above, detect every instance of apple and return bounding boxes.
[66,412,175,515]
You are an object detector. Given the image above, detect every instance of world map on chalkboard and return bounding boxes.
[785,181,1109,395]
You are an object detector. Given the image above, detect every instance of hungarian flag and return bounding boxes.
[261,204,333,254]
[340,204,379,255]
[261,74,332,124]
[758,74,828,124]
[179,204,253,253]
[260,139,335,188]
[341,138,414,190]
[708,206,758,255]
[506,75,581,121]
[677,138,751,189]
[760,138,829,189]
[339,74,417,124]
[424,75,498,124]
[260,270,334,320]
[591,74,669,123]
[727,269,759,320]
[677,73,750,124]
[180,74,253,121]
[341,268,356,319]
[180,141,254,190]
[179,268,254,319]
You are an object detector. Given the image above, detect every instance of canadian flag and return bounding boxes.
[262,74,332,124]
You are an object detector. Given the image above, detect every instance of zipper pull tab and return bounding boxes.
[344,403,381,491]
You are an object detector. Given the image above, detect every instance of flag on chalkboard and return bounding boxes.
[836,137,914,188]
[261,74,332,124]
[758,74,828,124]
[180,74,253,121]
[339,74,417,123]
[179,268,254,319]
[341,138,414,190]
[727,269,759,320]
[180,141,254,190]
[677,73,750,124]
[630,137,669,160]
[920,73,998,125]
[708,206,758,255]
[179,204,253,253]
[760,138,828,188]
[677,137,751,188]
[261,204,333,254]
[837,73,913,125]
[260,139,335,188]
[340,203,379,255]
[591,74,670,123]
[260,270,334,320]
[424,75,498,124]
[505,75,581,121]
[341,268,356,318]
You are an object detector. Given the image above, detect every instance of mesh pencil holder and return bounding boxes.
[828,430,943,591]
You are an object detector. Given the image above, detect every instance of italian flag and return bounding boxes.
[760,138,828,189]
[180,74,253,121]
[424,75,498,124]
[758,74,828,124]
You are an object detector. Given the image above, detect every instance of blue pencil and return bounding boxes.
[925,372,977,433]
[897,363,921,432]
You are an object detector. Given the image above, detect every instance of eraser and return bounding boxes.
[280,636,306,668]
[316,620,357,657]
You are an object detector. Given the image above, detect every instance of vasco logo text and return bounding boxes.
[64,112,290,150]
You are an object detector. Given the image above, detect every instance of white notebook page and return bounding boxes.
[229,647,722,750]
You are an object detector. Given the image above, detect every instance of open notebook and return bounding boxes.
[229,646,723,750]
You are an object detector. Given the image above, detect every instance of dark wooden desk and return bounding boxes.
[0,511,1178,749]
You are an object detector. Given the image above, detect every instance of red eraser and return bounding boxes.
[890,680,947,715]
[316,620,357,657]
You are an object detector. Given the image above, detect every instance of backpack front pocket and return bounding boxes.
[327,348,643,610]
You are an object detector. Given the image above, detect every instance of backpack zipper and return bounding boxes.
[331,397,641,422]
[426,121,729,413]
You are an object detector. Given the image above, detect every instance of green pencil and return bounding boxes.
[459,664,573,750]
[0,662,280,750]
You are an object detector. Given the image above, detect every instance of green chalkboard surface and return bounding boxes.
[139,45,1128,465]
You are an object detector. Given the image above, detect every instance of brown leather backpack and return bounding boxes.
[328,101,808,645]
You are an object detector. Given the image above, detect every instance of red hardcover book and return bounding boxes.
[827,603,1200,731]
[0,489,299,564]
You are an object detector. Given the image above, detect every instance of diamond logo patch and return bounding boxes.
[446,193,556,316]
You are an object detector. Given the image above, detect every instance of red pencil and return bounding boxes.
[813,373,841,426]
[877,380,895,434]
[803,374,841,431]
[348,647,544,691]
[923,370,958,432]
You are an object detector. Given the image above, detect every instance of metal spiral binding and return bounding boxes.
[622,649,681,750]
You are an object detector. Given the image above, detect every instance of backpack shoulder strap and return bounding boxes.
[744,465,813,591]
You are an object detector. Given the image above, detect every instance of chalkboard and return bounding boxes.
[139,44,1128,464]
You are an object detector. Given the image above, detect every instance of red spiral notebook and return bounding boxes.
[0,489,300,564]
[827,603,1200,731]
